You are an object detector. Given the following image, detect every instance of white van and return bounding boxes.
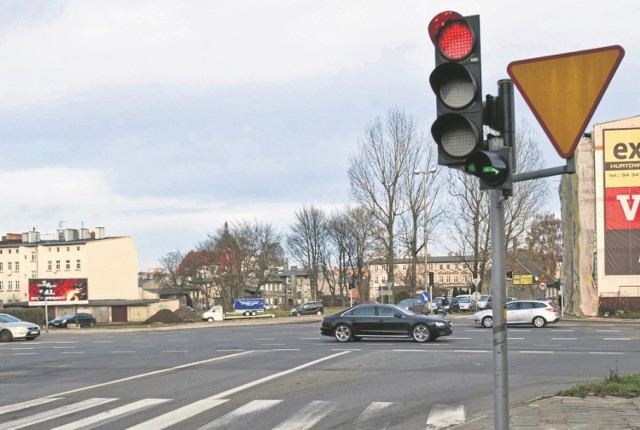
[202,306,225,322]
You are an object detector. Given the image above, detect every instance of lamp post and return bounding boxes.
[414,168,436,313]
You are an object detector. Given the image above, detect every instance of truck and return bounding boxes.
[202,298,274,322]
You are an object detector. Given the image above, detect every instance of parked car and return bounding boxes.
[320,304,453,343]
[50,313,97,328]
[477,294,493,309]
[507,297,519,302]
[457,297,477,312]
[264,304,278,310]
[473,300,560,328]
[0,313,40,342]
[397,298,426,314]
[433,297,460,314]
[290,302,324,316]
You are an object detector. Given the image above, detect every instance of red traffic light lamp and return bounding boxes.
[429,11,483,168]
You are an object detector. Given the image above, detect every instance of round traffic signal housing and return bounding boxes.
[430,62,478,110]
[432,114,481,158]
[428,11,476,61]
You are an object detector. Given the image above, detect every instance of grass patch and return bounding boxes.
[558,369,640,398]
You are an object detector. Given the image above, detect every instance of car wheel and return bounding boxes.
[207,317,214,322]
[533,316,546,328]
[89,321,96,328]
[0,330,13,342]
[482,316,494,328]
[316,310,322,315]
[294,312,301,317]
[26,337,37,341]
[412,324,432,343]
[334,324,353,342]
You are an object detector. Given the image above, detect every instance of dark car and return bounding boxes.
[433,297,460,314]
[397,298,426,314]
[290,302,324,316]
[320,304,453,343]
[50,313,97,328]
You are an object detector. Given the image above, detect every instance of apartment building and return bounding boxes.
[0,227,141,320]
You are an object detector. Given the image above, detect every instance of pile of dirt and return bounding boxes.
[144,309,184,324]
[174,307,200,321]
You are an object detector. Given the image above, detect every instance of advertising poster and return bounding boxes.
[603,128,640,275]
[28,278,89,306]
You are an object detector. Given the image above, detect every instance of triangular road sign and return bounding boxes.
[507,45,624,159]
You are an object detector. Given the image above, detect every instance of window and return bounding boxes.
[56,261,61,270]
[31,252,37,261]
[66,260,71,270]
[7,262,12,271]
[48,261,52,271]
[7,281,12,291]
[0,262,3,271]
[0,281,3,291]
[438,276,444,283]
[445,276,451,283]
[31,271,37,278]
[15,262,19,271]
[15,281,19,291]
[76,260,81,270]
[453,276,459,283]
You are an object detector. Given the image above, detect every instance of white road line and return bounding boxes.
[589,351,624,355]
[596,330,620,332]
[0,398,61,416]
[13,352,38,355]
[353,402,399,430]
[393,349,425,352]
[426,404,466,428]
[454,350,490,353]
[60,351,86,354]
[603,338,631,341]
[273,400,338,430]
[0,398,117,430]
[198,399,282,430]
[51,398,170,430]
[551,338,578,340]
[519,351,554,354]
[127,399,228,430]
[47,351,253,398]
[507,338,525,340]
[129,351,350,430]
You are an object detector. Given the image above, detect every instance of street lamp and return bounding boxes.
[414,168,436,313]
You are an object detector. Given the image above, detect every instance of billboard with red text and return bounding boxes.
[28,278,89,306]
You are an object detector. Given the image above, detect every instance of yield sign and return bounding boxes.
[507,45,624,159]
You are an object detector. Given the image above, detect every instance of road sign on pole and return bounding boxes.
[507,45,624,159]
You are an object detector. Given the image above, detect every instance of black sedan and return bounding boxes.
[50,313,97,328]
[320,304,453,343]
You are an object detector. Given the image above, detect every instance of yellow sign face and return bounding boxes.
[507,45,624,159]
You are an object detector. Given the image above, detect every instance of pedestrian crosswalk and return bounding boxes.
[0,396,466,429]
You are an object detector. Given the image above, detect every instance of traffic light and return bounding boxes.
[428,11,483,167]
[465,146,512,191]
[428,271,434,287]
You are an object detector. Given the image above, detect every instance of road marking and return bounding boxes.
[603,338,630,341]
[589,351,624,355]
[198,400,282,430]
[46,351,254,398]
[60,351,86,355]
[0,398,61,416]
[519,351,554,354]
[393,349,425,352]
[596,330,620,332]
[507,337,525,340]
[51,398,170,430]
[551,338,578,340]
[0,398,117,430]
[129,351,350,430]
[273,400,337,430]
[426,404,466,429]
[13,352,38,355]
[453,350,490,353]
[353,402,399,430]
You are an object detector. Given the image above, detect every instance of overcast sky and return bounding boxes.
[1,1,637,270]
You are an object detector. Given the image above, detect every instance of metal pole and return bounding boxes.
[491,189,509,429]
[493,78,515,430]
[414,168,436,313]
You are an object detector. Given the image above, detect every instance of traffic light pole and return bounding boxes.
[492,79,515,430]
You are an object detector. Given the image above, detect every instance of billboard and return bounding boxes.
[28,278,89,306]
[603,128,640,275]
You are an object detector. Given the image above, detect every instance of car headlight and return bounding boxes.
[435,321,447,327]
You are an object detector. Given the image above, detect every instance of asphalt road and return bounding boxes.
[1,315,639,429]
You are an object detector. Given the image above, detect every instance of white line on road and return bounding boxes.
[603,338,631,341]
[427,404,466,428]
[453,350,490,353]
[0,398,61,416]
[551,338,578,340]
[589,351,624,355]
[46,351,254,398]
[0,398,117,430]
[519,351,554,354]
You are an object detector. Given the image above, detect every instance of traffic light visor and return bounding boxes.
[431,114,480,158]
[428,11,474,60]
[430,62,477,109]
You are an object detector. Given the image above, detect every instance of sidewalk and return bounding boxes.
[455,395,640,429]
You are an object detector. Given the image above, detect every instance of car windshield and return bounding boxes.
[0,314,21,323]
[458,298,471,303]
[398,300,415,307]
[480,295,490,301]
[60,314,76,319]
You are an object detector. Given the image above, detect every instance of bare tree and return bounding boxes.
[158,249,186,290]
[348,108,423,302]
[525,213,562,277]
[286,206,328,301]
[446,121,549,292]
